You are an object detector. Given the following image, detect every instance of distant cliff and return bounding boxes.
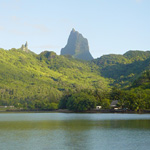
[61,29,93,61]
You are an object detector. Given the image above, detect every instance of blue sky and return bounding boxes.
[0,0,150,58]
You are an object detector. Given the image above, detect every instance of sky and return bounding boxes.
[0,0,150,58]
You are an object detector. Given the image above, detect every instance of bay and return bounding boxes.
[0,113,150,150]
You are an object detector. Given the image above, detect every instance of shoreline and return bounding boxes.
[0,109,150,114]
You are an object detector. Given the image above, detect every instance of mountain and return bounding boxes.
[124,50,150,61]
[1,45,150,111]
[93,50,150,88]
[61,29,93,61]
[0,48,108,107]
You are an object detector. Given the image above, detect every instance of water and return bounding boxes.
[0,113,149,150]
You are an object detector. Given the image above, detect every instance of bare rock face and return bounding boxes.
[21,41,28,52]
[61,29,93,61]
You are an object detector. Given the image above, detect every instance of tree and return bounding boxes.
[66,92,96,111]
[100,98,110,109]
[48,103,58,110]
[59,94,71,109]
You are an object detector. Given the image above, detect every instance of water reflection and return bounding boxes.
[0,113,149,150]
[0,119,150,131]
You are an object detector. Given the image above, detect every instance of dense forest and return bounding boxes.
[93,50,150,88]
[0,48,150,111]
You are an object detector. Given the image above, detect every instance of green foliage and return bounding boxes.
[100,98,110,109]
[110,87,125,100]
[0,47,150,112]
[122,90,150,111]
[132,70,150,89]
[124,50,150,61]
[0,48,109,110]
[59,94,71,109]
[93,54,129,67]
[93,50,150,88]
[60,92,96,111]
[109,88,150,111]
[48,103,58,110]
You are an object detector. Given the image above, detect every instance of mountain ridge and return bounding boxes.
[93,50,150,88]
[0,47,150,110]
[0,48,109,107]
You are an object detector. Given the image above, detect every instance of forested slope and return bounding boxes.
[0,48,108,108]
[93,50,150,88]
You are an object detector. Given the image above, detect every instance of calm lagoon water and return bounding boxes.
[0,113,150,150]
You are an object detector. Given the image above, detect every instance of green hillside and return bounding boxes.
[93,50,150,88]
[124,50,150,61]
[0,48,109,109]
[131,70,150,89]
[0,48,150,111]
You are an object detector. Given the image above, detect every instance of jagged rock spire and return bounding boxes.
[72,28,75,32]
[25,41,28,49]
[21,41,28,52]
[61,29,93,61]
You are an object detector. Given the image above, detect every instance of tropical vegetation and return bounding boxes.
[0,48,150,112]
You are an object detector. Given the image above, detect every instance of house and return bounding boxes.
[110,100,119,109]
[9,106,14,108]
[0,106,14,108]
[96,106,102,110]
[0,106,7,108]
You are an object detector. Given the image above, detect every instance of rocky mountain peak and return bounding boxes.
[61,29,93,61]
[21,41,28,52]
